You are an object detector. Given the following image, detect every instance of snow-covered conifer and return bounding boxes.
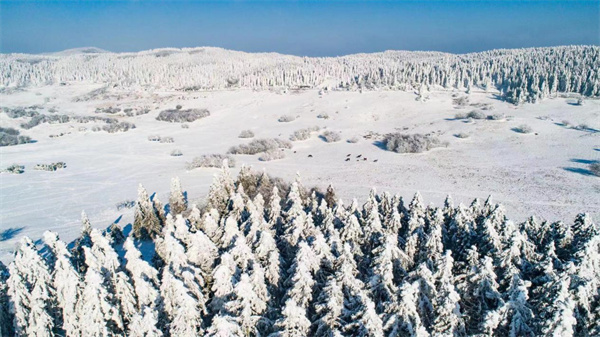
[133,184,162,239]
[169,176,187,215]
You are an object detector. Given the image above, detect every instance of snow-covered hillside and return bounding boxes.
[1,46,599,103]
[1,169,598,336]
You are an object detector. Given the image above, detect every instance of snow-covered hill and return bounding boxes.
[1,46,599,103]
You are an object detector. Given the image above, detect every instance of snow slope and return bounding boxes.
[1,82,598,262]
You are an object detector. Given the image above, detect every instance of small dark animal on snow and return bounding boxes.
[308,154,313,158]
[374,159,378,162]
[345,158,350,162]
[357,154,362,158]
[294,151,297,153]
[346,154,351,157]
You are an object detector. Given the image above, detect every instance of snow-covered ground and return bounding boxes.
[1,84,599,262]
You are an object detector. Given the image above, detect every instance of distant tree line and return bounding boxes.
[1,46,598,104]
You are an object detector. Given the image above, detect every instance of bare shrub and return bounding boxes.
[238,130,255,138]
[513,124,533,134]
[33,162,67,171]
[156,108,210,123]
[171,149,183,157]
[454,132,470,139]
[0,127,32,147]
[278,115,296,123]
[289,126,320,141]
[148,135,161,142]
[454,113,467,119]
[116,200,135,210]
[3,164,24,174]
[258,150,286,161]
[181,123,190,129]
[347,136,360,143]
[102,122,136,133]
[228,138,292,155]
[317,113,329,119]
[187,154,236,170]
[383,133,445,153]
[159,137,174,143]
[590,163,600,177]
[467,110,486,120]
[320,131,341,143]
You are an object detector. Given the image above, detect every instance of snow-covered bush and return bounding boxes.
[514,124,533,134]
[590,163,600,177]
[317,113,329,119]
[102,122,136,133]
[148,135,161,142]
[574,124,590,131]
[159,137,174,143]
[0,128,32,147]
[383,133,445,153]
[238,130,255,138]
[320,130,341,143]
[467,110,486,120]
[170,149,183,157]
[278,115,296,123]
[454,132,470,138]
[2,107,38,118]
[181,123,190,129]
[228,138,292,155]
[289,126,320,141]
[258,149,286,161]
[452,96,469,107]
[347,136,360,143]
[33,162,67,171]
[3,164,24,174]
[186,154,236,170]
[487,113,505,120]
[156,108,210,123]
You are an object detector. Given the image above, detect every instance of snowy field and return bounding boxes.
[1,83,598,262]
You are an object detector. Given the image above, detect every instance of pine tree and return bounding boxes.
[284,241,319,308]
[383,281,429,337]
[484,273,534,337]
[226,272,267,335]
[432,251,465,336]
[43,231,80,336]
[128,307,163,337]
[159,266,204,336]
[210,252,238,313]
[0,261,13,337]
[271,299,311,337]
[311,277,344,337]
[169,176,187,215]
[207,160,236,216]
[133,184,162,239]
[74,247,123,336]
[123,238,160,310]
[7,237,55,337]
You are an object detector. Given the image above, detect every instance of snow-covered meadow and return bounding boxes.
[1,79,599,262]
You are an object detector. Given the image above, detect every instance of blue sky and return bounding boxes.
[1,1,598,56]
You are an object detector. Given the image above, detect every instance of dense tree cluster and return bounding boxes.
[1,164,599,336]
[1,46,598,103]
